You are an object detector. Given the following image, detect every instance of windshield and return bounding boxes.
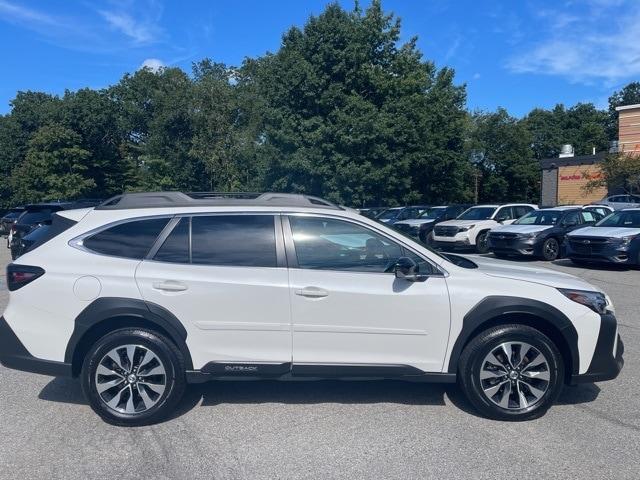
[515,210,561,226]
[376,208,401,220]
[419,207,447,219]
[458,207,496,220]
[595,210,640,228]
[19,209,55,225]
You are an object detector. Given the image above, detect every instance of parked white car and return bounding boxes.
[598,194,640,211]
[432,204,538,253]
[0,192,622,426]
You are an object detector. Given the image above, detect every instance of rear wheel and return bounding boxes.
[81,328,186,426]
[475,231,490,254]
[458,324,563,421]
[541,238,560,261]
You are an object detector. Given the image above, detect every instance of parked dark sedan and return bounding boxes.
[0,207,24,236]
[488,206,603,261]
[565,208,640,265]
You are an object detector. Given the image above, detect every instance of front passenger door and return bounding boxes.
[285,215,451,374]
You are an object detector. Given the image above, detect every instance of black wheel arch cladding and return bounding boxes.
[65,297,193,373]
[447,296,579,376]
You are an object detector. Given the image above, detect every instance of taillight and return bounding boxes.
[6,264,45,291]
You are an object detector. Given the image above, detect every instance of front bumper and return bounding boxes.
[488,236,539,256]
[570,313,624,384]
[0,316,72,377]
[565,240,636,264]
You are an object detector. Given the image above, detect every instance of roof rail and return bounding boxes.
[95,191,342,210]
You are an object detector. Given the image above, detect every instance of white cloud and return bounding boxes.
[139,58,164,72]
[99,9,158,44]
[0,0,165,52]
[507,1,640,85]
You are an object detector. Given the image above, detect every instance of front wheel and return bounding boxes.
[541,238,560,261]
[458,324,564,421]
[475,231,490,254]
[81,328,186,426]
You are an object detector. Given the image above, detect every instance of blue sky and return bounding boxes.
[0,0,639,116]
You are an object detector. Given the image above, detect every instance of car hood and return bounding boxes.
[567,226,640,238]
[491,224,552,234]
[394,219,434,227]
[469,256,601,291]
[438,219,493,227]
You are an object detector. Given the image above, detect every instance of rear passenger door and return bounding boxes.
[135,214,292,372]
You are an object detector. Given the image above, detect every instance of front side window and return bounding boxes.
[191,215,277,267]
[83,217,169,259]
[562,211,581,225]
[580,211,600,223]
[377,208,401,220]
[289,216,431,273]
[495,207,514,221]
[458,207,496,220]
[514,206,533,218]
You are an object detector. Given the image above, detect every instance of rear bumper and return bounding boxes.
[570,313,624,384]
[0,316,72,377]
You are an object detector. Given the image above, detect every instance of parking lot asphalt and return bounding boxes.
[0,245,638,480]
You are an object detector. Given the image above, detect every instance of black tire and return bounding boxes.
[541,237,560,261]
[458,324,564,421]
[81,328,186,426]
[475,231,490,254]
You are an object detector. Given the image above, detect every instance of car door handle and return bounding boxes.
[295,287,329,298]
[152,281,188,292]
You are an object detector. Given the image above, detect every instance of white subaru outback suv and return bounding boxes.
[0,192,623,426]
[433,204,537,253]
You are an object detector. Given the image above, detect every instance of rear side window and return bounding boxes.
[83,218,169,259]
[154,218,190,263]
[191,215,277,267]
[514,206,532,218]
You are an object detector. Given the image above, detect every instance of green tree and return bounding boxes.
[583,153,640,195]
[9,124,95,203]
[468,108,538,202]
[250,0,469,206]
[607,82,640,139]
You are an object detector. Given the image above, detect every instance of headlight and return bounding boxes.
[459,225,475,231]
[518,232,539,239]
[558,288,609,314]
[619,235,636,247]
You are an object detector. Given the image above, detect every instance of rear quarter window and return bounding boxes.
[82,217,170,259]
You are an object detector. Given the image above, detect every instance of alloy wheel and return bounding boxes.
[95,344,167,414]
[479,342,550,410]
[544,239,559,260]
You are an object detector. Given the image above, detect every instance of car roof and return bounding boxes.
[621,208,640,212]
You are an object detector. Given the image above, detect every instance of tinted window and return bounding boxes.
[495,207,514,220]
[290,216,420,273]
[562,211,581,225]
[154,218,189,263]
[84,218,169,259]
[514,206,533,218]
[580,211,600,223]
[191,215,277,267]
[19,209,56,225]
[377,208,401,220]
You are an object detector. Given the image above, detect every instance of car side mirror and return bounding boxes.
[496,216,508,223]
[394,257,428,282]
[564,220,578,227]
